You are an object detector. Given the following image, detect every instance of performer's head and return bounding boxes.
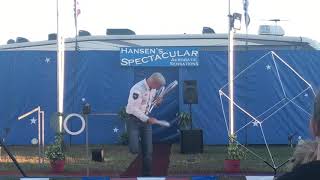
[147,72,166,90]
[310,92,320,137]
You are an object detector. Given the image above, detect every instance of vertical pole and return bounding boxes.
[85,114,89,176]
[189,104,192,129]
[75,26,78,51]
[37,107,41,164]
[56,0,60,131]
[56,0,59,38]
[245,28,248,50]
[41,111,45,163]
[57,0,65,132]
[228,0,235,136]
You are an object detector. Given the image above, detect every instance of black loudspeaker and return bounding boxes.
[183,80,198,104]
[91,149,104,162]
[180,129,203,154]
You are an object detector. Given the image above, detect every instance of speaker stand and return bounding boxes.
[264,158,291,176]
[0,138,26,177]
[189,104,193,129]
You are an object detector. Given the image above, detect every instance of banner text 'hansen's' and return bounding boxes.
[120,47,199,67]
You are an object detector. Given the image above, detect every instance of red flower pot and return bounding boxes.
[224,159,240,173]
[50,160,65,173]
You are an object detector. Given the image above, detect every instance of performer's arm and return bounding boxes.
[151,89,163,107]
[126,90,149,122]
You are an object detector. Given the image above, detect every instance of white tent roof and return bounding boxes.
[0,34,319,51]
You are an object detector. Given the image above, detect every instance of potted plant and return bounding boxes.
[119,132,129,145]
[45,133,65,173]
[177,112,192,130]
[224,135,246,173]
[118,107,130,130]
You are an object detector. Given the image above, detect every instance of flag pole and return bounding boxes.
[244,0,249,50]
[245,26,248,50]
[74,1,88,175]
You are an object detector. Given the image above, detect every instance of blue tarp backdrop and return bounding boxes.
[0,50,319,145]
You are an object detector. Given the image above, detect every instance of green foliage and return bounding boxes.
[226,135,246,160]
[176,112,192,129]
[118,107,130,121]
[118,106,129,133]
[119,132,129,145]
[45,133,65,161]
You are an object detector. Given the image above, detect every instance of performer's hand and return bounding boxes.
[155,97,163,106]
[147,117,157,125]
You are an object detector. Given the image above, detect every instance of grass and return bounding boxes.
[0,144,295,178]
[0,145,136,175]
[168,144,294,175]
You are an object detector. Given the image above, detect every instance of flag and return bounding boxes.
[74,0,81,50]
[74,0,81,17]
[74,0,81,29]
[243,0,250,29]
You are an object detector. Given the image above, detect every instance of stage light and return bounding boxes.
[82,103,91,115]
[232,13,242,30]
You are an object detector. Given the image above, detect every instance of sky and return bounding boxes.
[1,0,320,45]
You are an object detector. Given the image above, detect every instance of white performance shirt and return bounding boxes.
[126,79,157,122]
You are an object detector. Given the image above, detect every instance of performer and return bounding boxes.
[125,72,166,176]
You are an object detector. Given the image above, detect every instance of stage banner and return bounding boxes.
[120,47,199,67]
